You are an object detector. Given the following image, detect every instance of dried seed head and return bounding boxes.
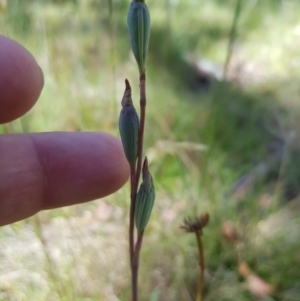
[181,213,209,234]
[119,79,139,169]
[135,157,155,234]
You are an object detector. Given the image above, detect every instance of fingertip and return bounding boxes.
[0,35,44,124]
[97,133,130,196]
[30,132,130,209]
[0,132,130,225]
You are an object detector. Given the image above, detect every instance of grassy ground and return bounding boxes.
[1,0,300,300]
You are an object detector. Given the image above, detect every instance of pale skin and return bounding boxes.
[0,35,130,226]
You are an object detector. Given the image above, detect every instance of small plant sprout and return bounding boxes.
[181,213,210,301]
[118,1,153,300]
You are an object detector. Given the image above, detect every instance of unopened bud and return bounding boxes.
[127,0,151,75]
[119,79,139,169]
[135,157,155,234]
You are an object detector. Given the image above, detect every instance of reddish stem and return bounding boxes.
[129,166,136,266]
[195,231,205,301]
[134,73,146,193]
[130,72,146,301]
[132,232,144,301]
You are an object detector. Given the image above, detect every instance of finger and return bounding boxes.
[0,132,129,225]
[0,35,44,124]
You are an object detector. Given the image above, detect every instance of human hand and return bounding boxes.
[0,35,129,226]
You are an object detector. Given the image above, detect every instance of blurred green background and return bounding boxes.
[1,0,300,300]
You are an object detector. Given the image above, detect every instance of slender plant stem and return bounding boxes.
[129,166,136,266]
[132,232,144,301]
[135,72,147,191]
[195,231,205,301]
[223,0,242,79]
[129,72,147,301]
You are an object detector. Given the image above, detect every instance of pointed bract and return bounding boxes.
[119,80,139,169]
[135,158,155,234]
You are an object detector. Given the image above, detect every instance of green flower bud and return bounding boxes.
[135,157,155,234]
[119,79,139,169]
[127,0,151,75]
